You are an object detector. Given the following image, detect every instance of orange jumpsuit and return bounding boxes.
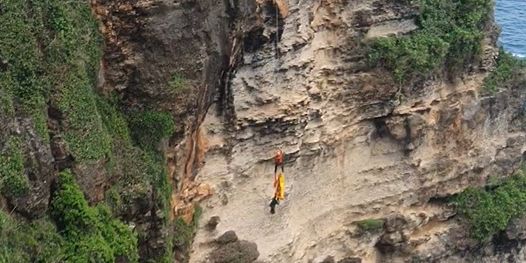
[273,172,285,201]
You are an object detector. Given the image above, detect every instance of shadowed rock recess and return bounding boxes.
[2,0,526,262]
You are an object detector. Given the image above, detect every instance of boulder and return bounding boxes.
[217,230,239,244]
[210,240,259,263]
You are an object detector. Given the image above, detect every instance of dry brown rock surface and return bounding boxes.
[184,0,526,262]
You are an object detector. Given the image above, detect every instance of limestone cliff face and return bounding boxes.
[2,0,525,262]
[90,0,256,260]
[12,0,520,262]
[185,0,526,262]
[89,0,526,261]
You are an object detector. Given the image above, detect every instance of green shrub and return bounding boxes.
[103,128,174,262]
[0,212,65,263]
[50,170,139,262]
[50,170,98,233]
[128,110,175,151]
[96,95,169,207]
[0,138,29,197]
[43,0,102,79]
[148,152,173,210]
[453,174,526,241]
[104,188,124,214]
[30,219,66,262]
[104,143,153,212]
[96,95,132,142]
[98,100,175,261]
[1,170,141,263]
[174,218,194,249]
[369,0,493,83]
[369,33,449,83]
[193,205,203,224]
[61,232,113,263]
[483,49,526,93]
[98,205,139,263]
[105,142,170,217]
[355,219,385,233]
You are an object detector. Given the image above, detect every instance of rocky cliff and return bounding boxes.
[187,0,526,262]
[2,0,526,262]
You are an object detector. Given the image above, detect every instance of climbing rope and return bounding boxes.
[275,0,279,61]
[274,0,280,89]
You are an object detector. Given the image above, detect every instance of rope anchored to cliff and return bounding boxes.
[268,1,286,215]
[274,0,280,61]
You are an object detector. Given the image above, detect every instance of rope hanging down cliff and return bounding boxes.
[274,0,280,66]
[269,1,285,215]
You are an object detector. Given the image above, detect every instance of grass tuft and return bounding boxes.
[355,219,385,233]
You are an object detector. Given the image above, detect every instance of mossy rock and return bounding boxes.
[355,219,385,233]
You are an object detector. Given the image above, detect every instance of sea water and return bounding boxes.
[495,0,526,57]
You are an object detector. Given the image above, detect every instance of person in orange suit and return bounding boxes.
[274,149,284,174]
[270,149,285,214]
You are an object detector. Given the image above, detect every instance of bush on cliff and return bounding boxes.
[50,170,139,262]
[453,173,526,241]
[483,49,526,93]
[369,0,493,83]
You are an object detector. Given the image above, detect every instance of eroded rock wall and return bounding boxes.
[90,0,260,260]
[2,0,524,262]
[189,0,526,262]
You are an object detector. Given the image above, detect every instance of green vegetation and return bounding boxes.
[97,99,177,260]
[97,100,177,260]
[369,0,493,83]
[97,99,175,216]
[0,0,182,261]
[96,96,132,142]
[0,88,15,118]
[0,171,140,262]
[168,73,186,92]
[58,82,110,162]
[128,110,175,151]
[0,138,29,198]
[104,143,152,214]
[355,219,385,233]
[50,170,139,262]
[0,0,49,141]
[96,94,177,260]
[0,212,64,263]
[57,69,111,162]
[0,0,108,158]
[173,205,203,250]
[483,49,526,93]
[146,152,173,214]
[453,173,526,241]
[45,0,110,162]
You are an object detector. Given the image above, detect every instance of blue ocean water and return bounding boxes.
[495,0,526,57]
